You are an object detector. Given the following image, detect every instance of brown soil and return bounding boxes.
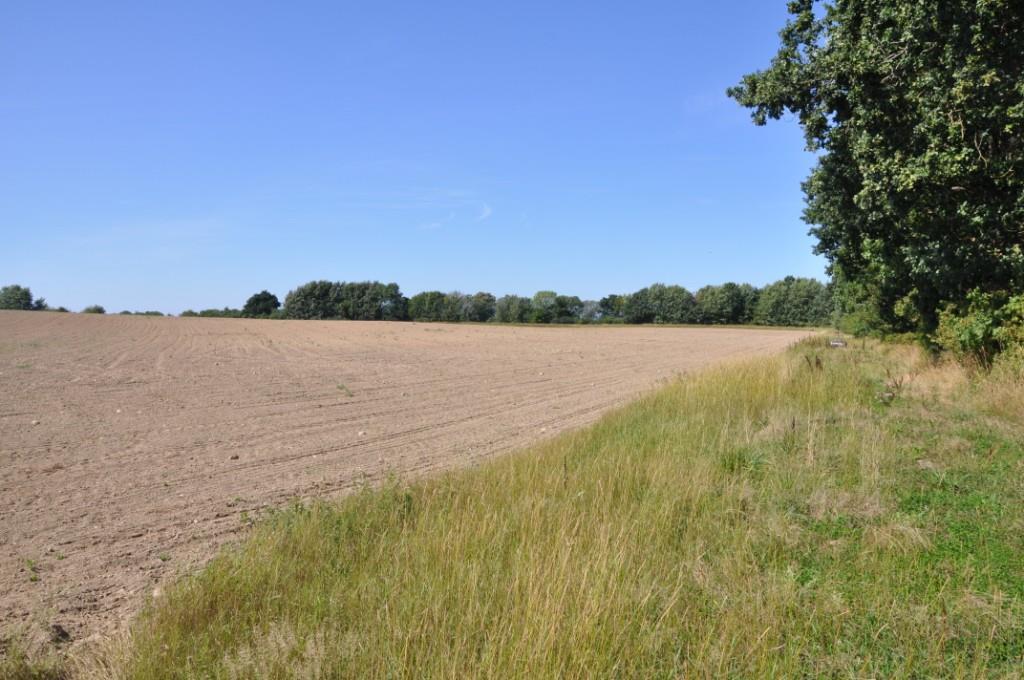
[0,311,810,646]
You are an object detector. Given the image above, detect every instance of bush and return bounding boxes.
[82,305,106,314]
[242,291,281,318]
[198,308,242,318]
[0,284,46,310]
[935,292,1024,366]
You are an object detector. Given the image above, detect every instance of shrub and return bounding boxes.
[242,291,281,318]
[0,284,43,310]
[198,308,242,318]
[935,292,1024,366]
[82,305,106,314]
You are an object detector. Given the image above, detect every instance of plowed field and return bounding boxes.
[0,311,810,643]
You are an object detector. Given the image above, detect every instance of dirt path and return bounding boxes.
[0,311,811,645]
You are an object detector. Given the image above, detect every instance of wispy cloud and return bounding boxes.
[477,202,493,221]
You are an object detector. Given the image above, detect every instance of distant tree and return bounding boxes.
[530,291,559,323]
[180,309,199,317]
[623,288,653,324]
[0,285,35,310]
[282,280,407,321]
[82,305,106,314]
[695,283,749,324]
[378,283,408,321]
[580,300,602,323]
[283,281,341,319]
[554,295,584,323]
[625,284,695,324]
[242,290,281,318]
[736,284,760,324]
[598,295,626,322]
[654,285,696,324]
[409,291,448,321]
[464,292,497,322]
[198,307,242,318]
[753,277,832,326]
[438,292,465,322]
[494,295,532,323]
[119,310,133,315]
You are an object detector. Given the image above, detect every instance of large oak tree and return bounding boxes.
[730,0,1024,333]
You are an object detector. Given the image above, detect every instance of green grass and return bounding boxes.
[13,339,1024,678]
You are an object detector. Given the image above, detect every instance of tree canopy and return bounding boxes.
[242,290,281,318]
[729,0,1024,335]
[0,284,43,311]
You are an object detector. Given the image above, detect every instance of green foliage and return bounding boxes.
[283,281,408,321]
[753,277,832,326]
[282,280,338,319]
[730,0,1024,336]
[597,294,626,322]
[695,282,758,324]
[579,300,601,323]
[179,310,199,317]
[408,291,449,321]
[553,295,583,323]
[524,292,583,324]
[81,305,106,314]
[494,295,533,323]
[529,291,558,323]
[197,307,242,318]
[464,292,497,322]
[242,290,281,318]
[624,284,696,324]
[409,291,496,322]
[935,291,1024,365]
[0,284,45,310]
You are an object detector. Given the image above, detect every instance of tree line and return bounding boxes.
[256,277,831,326]
[1,277,833,327]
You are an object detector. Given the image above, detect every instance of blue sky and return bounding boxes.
[1,1,824,313]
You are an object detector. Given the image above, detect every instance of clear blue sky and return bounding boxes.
[1,1,824,313]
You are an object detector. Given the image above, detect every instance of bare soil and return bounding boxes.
[0,311,810,646]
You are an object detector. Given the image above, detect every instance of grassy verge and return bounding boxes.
[16,338,1024,678]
